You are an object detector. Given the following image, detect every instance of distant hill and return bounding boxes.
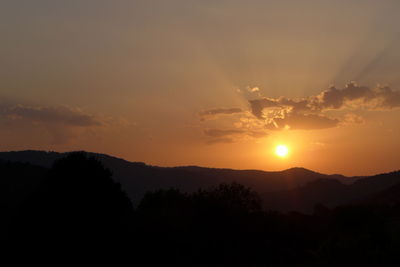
[0,150,358,205]
[358,178,400,206]
[263,171,400,213]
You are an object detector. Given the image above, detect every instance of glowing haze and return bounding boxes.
[1,0,399,175]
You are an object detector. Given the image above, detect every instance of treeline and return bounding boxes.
[2,153,400,266]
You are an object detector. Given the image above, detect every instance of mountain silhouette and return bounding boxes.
[357,175,400,206]
[0,150,359,205]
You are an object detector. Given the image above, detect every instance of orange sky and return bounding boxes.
[1,0,399,176]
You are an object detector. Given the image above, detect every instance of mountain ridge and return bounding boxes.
[1,150,398,210]
[0,150,358,177]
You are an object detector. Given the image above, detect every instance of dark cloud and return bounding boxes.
[316,82,400,110]
[0,104,102,144]
[248,83,400,130]
[248,98,279,119]
[199,83,399,142]
[199,107,243,120]
[3,105,101,127]
[267,113,340,130]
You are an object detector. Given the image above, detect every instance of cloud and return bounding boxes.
[199,82,400,143]
[315,82,400,110]
[3,105,101,126]
[203,127,268,144]
[0,104,103,144]
[311,82,400,111]
[249,98,279,119]
[248,82,400,130]
[204,128,244,138]
[267,113,340,130]
[206,137,233,145]
[198,107,243,120]
[247,86,260,93]
[246,130,269,138]
[342,113,364,125]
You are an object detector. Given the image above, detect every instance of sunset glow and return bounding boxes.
[0,1,399,176]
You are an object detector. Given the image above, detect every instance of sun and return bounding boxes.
[275,145,289,158]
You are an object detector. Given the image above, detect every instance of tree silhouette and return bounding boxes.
[192,182,262,215]
[9,152,134,260]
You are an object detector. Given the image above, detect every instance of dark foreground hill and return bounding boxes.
[2,152,400,266]
[0,150,357,205]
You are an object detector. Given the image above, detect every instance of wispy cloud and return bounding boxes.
[206,137,234,145]
[204,128,244,138]
[198,107,243,121]
[203,126,268,145]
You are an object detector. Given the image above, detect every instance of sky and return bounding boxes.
[1,0,399,176]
